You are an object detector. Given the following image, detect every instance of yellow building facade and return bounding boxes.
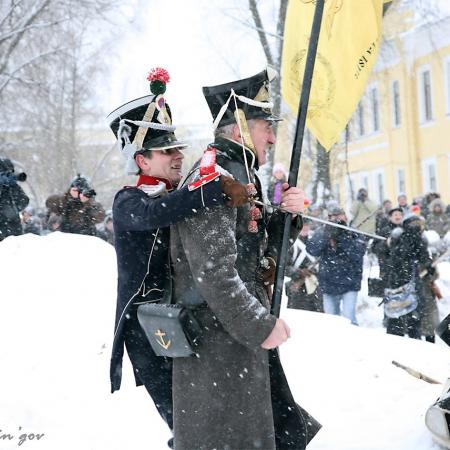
[332,9,450,209]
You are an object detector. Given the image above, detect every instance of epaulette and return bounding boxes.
[138,182,167,198]
[188,145,220,191]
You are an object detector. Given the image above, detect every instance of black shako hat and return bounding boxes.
[107,96,185,151]
[106,68,187,175]
[202,68,281,128]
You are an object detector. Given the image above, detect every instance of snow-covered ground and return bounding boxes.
[1,232,450,450]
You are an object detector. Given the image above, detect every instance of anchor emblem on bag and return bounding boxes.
[154,329,171,349]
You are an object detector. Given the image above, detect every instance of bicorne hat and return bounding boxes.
[107,68,187,175]
[202,68,281,129]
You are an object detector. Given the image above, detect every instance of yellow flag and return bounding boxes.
[282,0,389,150]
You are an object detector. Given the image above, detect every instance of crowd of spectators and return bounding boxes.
[0,158,113,245]
[284,188,449,342]
[2,153,450,340]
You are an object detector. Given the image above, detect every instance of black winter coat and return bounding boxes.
[110,179,224,393]
[371,221,398,281]
[385,227,431,289]
[0,180,29,241]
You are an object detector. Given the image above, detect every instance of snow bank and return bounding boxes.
[1,233,450,449]
[0,233,170,450]
[281,310,450,450]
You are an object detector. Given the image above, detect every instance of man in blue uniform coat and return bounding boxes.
[107,69,249,446]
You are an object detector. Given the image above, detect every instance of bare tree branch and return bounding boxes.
[207,38,242,78]
[0,47,67,95]
[275,0,288,65]
[248,0,274,66]
[0,18,68,45]
[0,1,25,30]
[0,0,51,74]
[0,73,42,87]
[220,9,283,41]
[90,145,117,183]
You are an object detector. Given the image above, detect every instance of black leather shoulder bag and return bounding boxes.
[137,303,202,357]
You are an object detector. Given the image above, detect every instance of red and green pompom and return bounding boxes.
[147,67,170,95]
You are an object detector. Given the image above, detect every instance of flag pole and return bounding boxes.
[271,0,325,317]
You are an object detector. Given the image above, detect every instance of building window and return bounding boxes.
[445,57,450,115]
[418,68,433,122]
[373,170,385,205]
[370,87,380,132]
[392,80,401,126]
[346,175,357,205]
[360,173,369,191]
[333,182,340,204]
[428,163,437,191]
[423,71,433,121]
[357,101,365,136]
[422,158,437,192]
[396,168,405,195]
[346,121,352,142]
[305,129,312,157]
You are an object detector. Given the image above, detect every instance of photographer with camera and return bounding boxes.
[45,174,105,236]
[0,157,29,242]
[306,206,366,325]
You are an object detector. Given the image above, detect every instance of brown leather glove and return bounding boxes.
[220,175,250,207]
[430,281,443,300]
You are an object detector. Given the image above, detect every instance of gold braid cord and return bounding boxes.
[132,103,157,149]
[233,108,255,153]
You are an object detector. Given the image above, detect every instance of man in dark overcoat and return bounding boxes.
[171,69,321,450]
[384,214,433,338]
[371,207,403,284]
[0,158,29,241]
[107,69,249,446]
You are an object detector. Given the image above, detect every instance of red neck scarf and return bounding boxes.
[136,175,172,190]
